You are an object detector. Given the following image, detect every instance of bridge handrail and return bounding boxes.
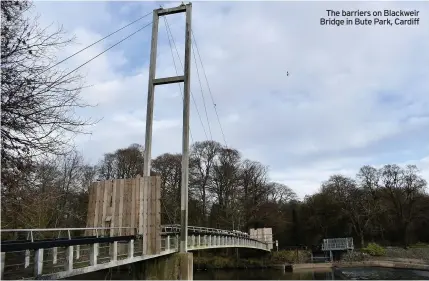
[1,226,269,246]
[0,227,135,232]
[0,227,138,242]
[162,224,247,235]
[161,224,268,245]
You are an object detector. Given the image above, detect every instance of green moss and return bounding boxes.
[361,243,386,256]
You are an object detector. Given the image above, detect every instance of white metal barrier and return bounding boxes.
[1,231,269,280]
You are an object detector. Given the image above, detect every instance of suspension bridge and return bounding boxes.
[0,225,270,280]
[1,3,272,280]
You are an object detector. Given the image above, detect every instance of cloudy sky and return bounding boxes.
[32,1,429,198]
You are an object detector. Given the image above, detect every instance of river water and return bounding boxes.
[194,267,429,280]
[65,265,429,280]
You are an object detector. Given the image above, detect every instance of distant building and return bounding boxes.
[321,237,354,262]
[322,237,354,251]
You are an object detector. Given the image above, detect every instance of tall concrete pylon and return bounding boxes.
[142,3,192,253]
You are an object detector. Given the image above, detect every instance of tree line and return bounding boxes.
[2,141,428,248]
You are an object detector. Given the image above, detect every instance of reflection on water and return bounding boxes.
[65,266,429,280]
[194,268,335,280]
[194,267,429,280]
[340,267,429,280]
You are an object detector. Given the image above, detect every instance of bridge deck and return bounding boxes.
[1,227,269,280]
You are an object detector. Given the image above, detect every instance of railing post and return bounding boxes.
[208,235,211,246]
[198,235,201,247]
[95,243,99,257]
[25,250,30,268]
[90,244,98,266]
[191,235,195,248]
[166,236,171,251]
[65,246,73,271]
[128,239,134,258]
[34,248,43,276]
[75,245,80,260]
[1,252,5,280]
[111,241,118,261]
[53,247,58,264]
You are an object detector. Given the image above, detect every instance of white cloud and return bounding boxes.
[32,1,429,198]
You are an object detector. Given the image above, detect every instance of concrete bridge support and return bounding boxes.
[133,252,193,280]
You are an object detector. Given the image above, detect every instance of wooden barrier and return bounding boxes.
[85,176,161,255]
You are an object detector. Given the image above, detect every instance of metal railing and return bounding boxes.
[0,227,138,242]
[322,237,354,251]
[161,224,250,238]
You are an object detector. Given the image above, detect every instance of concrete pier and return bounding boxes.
[135,252,194,280]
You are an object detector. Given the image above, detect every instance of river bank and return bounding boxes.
[194,246,429,271]
[194,249,310,269]
[291,260,429,272]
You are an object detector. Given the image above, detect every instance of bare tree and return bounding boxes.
[189,140,221,226]
[380,164,427,247]
[97,144,144,180]
[210,147,242,229]
[114,144,144,178]
[1,0,94,188]
[268,182,297,204]
[239,159,269,228]
[152,153,182,224]
[99,153,116,180]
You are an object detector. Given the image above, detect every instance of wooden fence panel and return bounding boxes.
[85,176,161,254]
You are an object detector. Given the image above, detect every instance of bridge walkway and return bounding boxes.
[1,226,269,280]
